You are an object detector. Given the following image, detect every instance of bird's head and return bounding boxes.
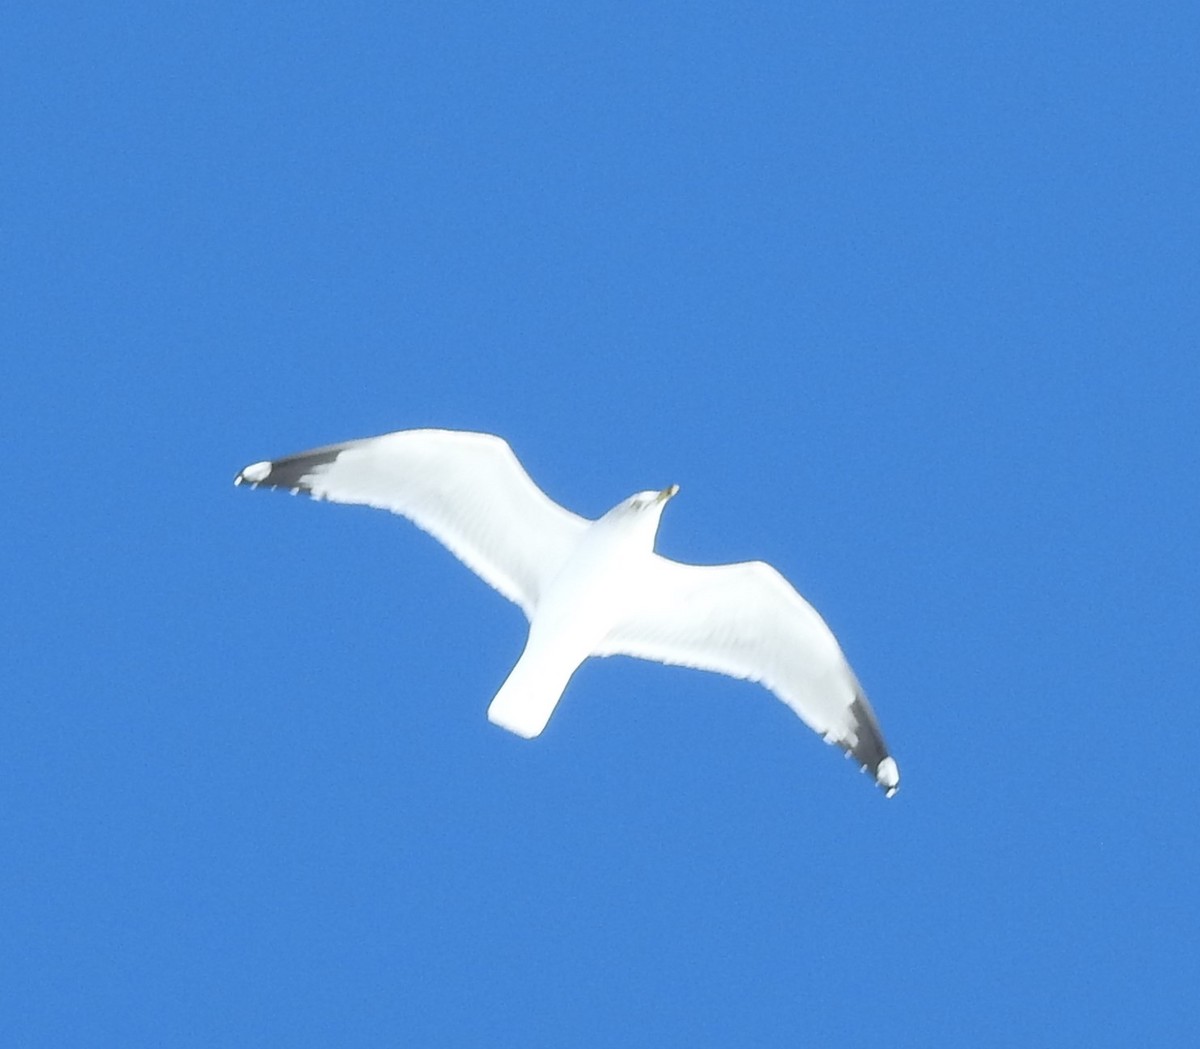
[627,485,679,511]
[600,485,679,547]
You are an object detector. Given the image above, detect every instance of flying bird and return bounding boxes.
[235,428,899,796]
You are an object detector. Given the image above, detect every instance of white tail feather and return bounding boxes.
[487,645,582,739]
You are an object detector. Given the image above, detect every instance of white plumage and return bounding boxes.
[235,428,899,796]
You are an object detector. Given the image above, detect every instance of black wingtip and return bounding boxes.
[842,694,900,797]
[233,444,346,495]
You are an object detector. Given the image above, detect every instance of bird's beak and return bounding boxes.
[657,484,680,503]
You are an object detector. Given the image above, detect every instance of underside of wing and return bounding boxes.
[593,557,899,795]
[235,429,588,616]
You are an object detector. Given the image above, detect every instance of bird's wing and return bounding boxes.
[592,556,899,795]
[235,429,588,617]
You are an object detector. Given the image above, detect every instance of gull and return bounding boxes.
[235,428,899,796]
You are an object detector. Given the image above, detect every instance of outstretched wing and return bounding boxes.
[235,429,588,617]
[593,556,899,795]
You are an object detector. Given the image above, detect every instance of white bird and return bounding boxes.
[235,428,899,796]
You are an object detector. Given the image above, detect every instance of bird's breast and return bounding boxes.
[530,530,655,650]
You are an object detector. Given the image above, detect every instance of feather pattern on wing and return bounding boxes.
[235,429,588,617]
[593,556,898,792]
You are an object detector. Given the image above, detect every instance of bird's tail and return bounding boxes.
[486,643,581,739]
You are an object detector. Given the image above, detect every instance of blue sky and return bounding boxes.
[3,3,1197,1045]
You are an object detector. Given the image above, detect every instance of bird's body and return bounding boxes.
[235,428,900,796]
[489,486,673,738]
